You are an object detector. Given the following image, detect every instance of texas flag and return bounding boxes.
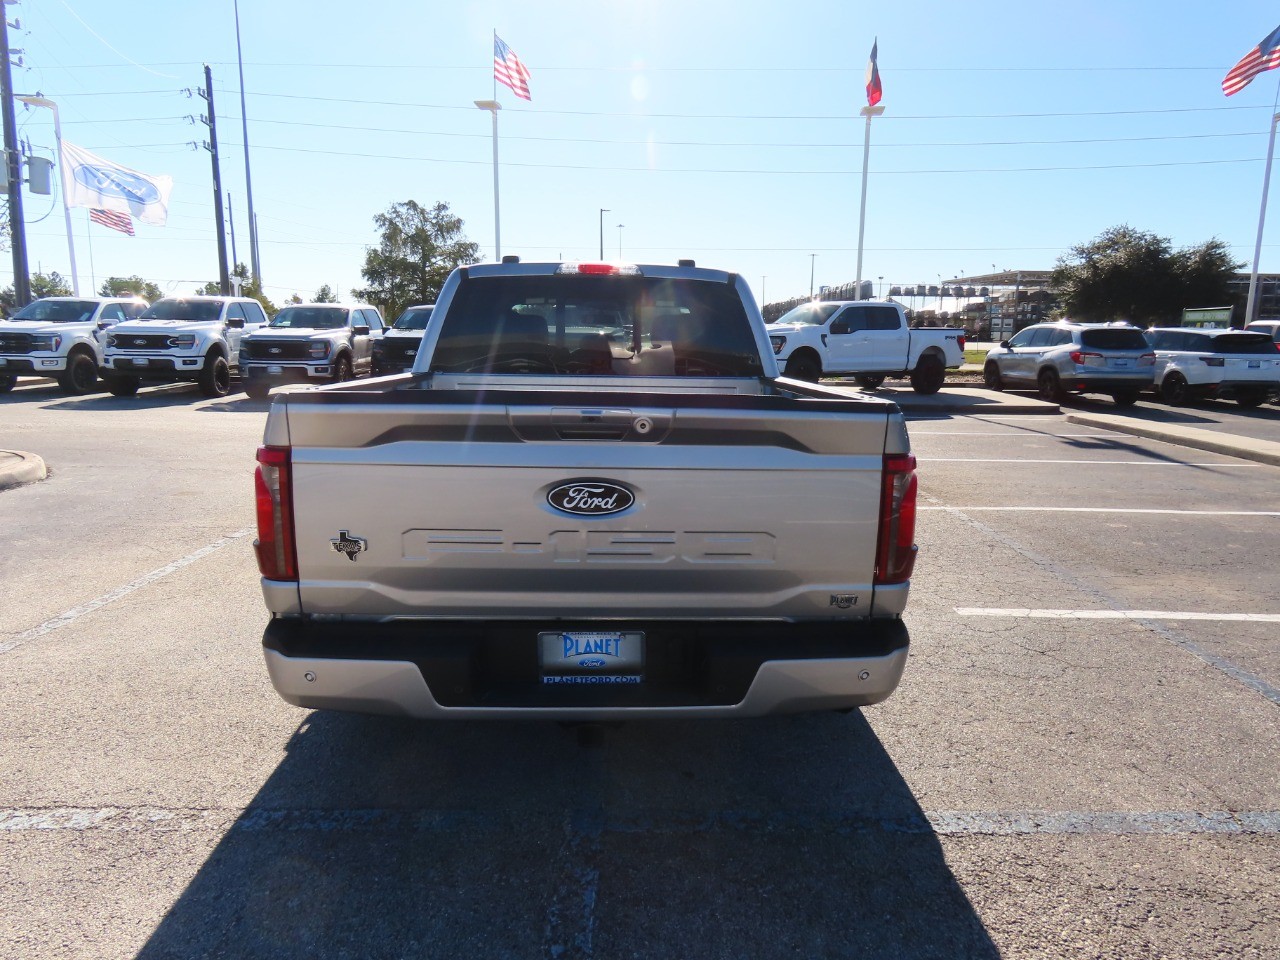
[866,39,883,107]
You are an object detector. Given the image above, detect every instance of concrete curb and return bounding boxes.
[1066,413,1280,468]
[0,450,47,491]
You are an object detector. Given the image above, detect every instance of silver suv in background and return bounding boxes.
[983,321,1155,405]
[240,302,384,399]
[1146,327,1280,407]
[0,296,148,395]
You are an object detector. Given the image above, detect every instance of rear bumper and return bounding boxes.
[1065,373,1153,392]
[262,616,910,719]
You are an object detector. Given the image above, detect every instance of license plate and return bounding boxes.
[1111,359,1130,368]
[133,357,149,365]
[539,630,644,684]
[268,365,283,375]
[1249,360,1261,369]
[0,357,7,366]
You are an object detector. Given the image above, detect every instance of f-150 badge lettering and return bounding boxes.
[547,479,635,516]
[330,530,367,561]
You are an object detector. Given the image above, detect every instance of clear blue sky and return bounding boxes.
[8,0,1280,310]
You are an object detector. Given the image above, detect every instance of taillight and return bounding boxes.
[875,454,918,586]
[1069,350,1102,365]
[254,445,298,581]
[957,334,966,352]
[1199,356,1225,367]
[1139,352,1156,366]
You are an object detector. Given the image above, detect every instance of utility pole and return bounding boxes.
[198,64,230,295]
[1,6,30,306]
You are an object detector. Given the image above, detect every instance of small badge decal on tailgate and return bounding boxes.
[547,479,635,516]
[330,530,368,561]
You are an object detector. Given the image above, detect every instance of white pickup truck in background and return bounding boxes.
[767,299,965,393]
[253,259,919,721]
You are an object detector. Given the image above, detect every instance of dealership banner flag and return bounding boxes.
[60,141,172,226]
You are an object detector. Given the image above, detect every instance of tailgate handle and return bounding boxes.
[509,407,671,441]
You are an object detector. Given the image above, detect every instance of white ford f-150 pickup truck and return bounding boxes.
[767,299,964,393]
[254,259,918,720]
[0,296,148,394]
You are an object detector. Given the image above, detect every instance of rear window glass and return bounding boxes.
[1212,334,1277,355]
[1079,328,1149,350]
[430,275,763,377]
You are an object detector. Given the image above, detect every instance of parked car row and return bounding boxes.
[0,295,437,399]
[982,320,1280,408]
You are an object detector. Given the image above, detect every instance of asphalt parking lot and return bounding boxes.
[2,377,1278,959]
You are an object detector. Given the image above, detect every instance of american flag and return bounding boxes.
[1223,24,1280,96]
[89,208,134,236]
[494,34,531,101]
[865,39,882,107]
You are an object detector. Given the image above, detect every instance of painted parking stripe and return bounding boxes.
[0,528,255,655]
[930,499,1280,706]
[919,507,1280,516]
[2,806,1279,836]
[957,608,1280,623]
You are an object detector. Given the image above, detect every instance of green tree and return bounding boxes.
[31,271,73,299]
[313,284,337,303]
[1052,225,1242,325]
[195,263,277,316]
[100,275,162,302]
[0,272,72,314]
[354,200,479,318]
[285,293,303,305]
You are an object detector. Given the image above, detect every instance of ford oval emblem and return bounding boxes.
[547,479,635,516]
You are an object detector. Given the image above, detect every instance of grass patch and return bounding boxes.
[963,348,989,365]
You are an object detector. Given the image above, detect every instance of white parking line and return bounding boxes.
[919,507,1280,516]
[931,498,1280,706]
[0,528,255,655]
[909,432,1120,437]
[957,608,1280,623]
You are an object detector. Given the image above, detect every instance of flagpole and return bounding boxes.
[855,104,884,298]
[84,210,96,293]
[1244,74,1280,326]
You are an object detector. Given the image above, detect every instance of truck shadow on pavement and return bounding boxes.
[135,711,1000,959]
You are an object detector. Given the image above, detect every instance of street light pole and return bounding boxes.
[599,208,610,259]
[809,253,816,299]
[16,95,78,295]
[475,100,502,260]
[616,223,624,258]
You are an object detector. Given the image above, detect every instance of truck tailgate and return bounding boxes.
[280,391,896,620]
